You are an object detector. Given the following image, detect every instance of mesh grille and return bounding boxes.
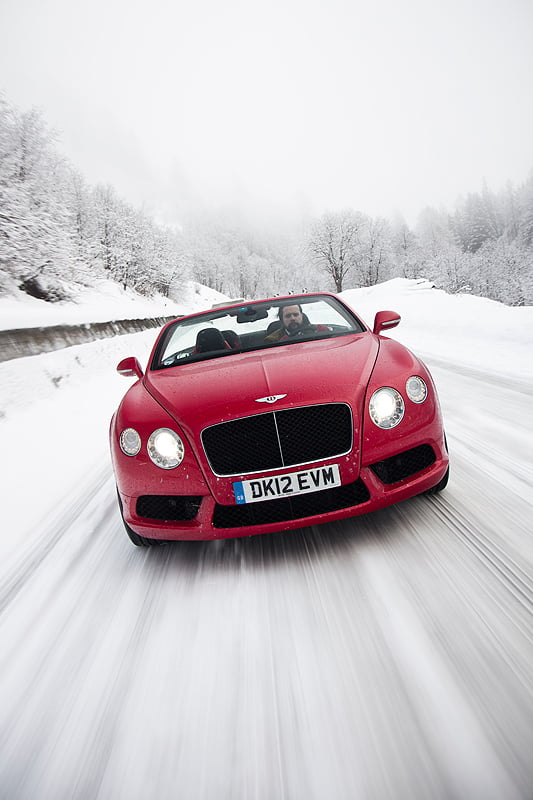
[136,495,202,521]
[370,444,436,484]
[213,479,370,529]
[202,403,352,476]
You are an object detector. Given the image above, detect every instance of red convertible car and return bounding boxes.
[110,293,449,545]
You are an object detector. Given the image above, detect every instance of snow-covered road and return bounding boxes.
[1,355,532,800]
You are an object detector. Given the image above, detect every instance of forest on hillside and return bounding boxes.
[1,94,532,306]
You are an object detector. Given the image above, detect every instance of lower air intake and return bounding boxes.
[212,479,370,529]
[136,495,202,521]
[370,444,436,484]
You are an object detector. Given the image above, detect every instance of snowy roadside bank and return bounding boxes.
[0,279,227,332]
[341,279,533,386]
[0,315,177,363]
[0,330,156,560]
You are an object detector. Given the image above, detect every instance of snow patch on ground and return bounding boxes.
[0,279,228,330]
[341,279,533,383]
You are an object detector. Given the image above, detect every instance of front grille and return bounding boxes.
[370,444,436,484]
[136,495,202,521]
[213,479,370,529]
[202,404,352,476]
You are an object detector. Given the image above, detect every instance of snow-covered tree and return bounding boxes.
[391,221,425,279]
[0,99,75,297]
[307,211,364,292]
[517,173,533,249]
[1,93,532,307]
[355,216,394,286]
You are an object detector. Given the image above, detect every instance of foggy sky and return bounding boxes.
[1,0,532,227]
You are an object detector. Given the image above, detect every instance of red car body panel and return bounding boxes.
[110,293,449,542]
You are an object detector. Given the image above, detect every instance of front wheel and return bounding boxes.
[116,488,160,547]
[425,465,449,495]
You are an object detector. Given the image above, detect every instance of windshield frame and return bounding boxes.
[150,294,367,371]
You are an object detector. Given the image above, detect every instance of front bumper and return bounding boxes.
[117,439,449,541]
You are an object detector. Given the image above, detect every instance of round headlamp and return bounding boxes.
[120,428,141,456]
[369,387,404,429]
[406,376,427,403]
[148,428,184,469]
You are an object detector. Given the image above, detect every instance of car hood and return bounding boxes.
[144,334,378,439]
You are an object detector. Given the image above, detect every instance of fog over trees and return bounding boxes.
[1,95,532,306]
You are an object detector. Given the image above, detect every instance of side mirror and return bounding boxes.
[117,357,144,379]
[373,310,401,335]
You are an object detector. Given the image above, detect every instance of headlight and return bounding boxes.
[369,387,404,429]
[120,428,141,456]
[406,376,427,403]
[147,428,184,469]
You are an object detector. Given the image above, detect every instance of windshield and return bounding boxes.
[152,295,365,370]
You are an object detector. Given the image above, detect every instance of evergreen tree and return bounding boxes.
[518,173,533,248]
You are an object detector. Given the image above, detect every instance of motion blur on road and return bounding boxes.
[0,284,532,799]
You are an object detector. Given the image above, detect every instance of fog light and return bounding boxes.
[120,428,141,456]
[406,376,427,403]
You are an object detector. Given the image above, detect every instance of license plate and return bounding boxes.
[233,464,341,504]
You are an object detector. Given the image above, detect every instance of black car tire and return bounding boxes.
[116,487,159,547]
[425,465,450,495]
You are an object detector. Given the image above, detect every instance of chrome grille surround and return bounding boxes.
[201,403,353,477]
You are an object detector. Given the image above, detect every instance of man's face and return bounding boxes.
[282,305,303,332]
